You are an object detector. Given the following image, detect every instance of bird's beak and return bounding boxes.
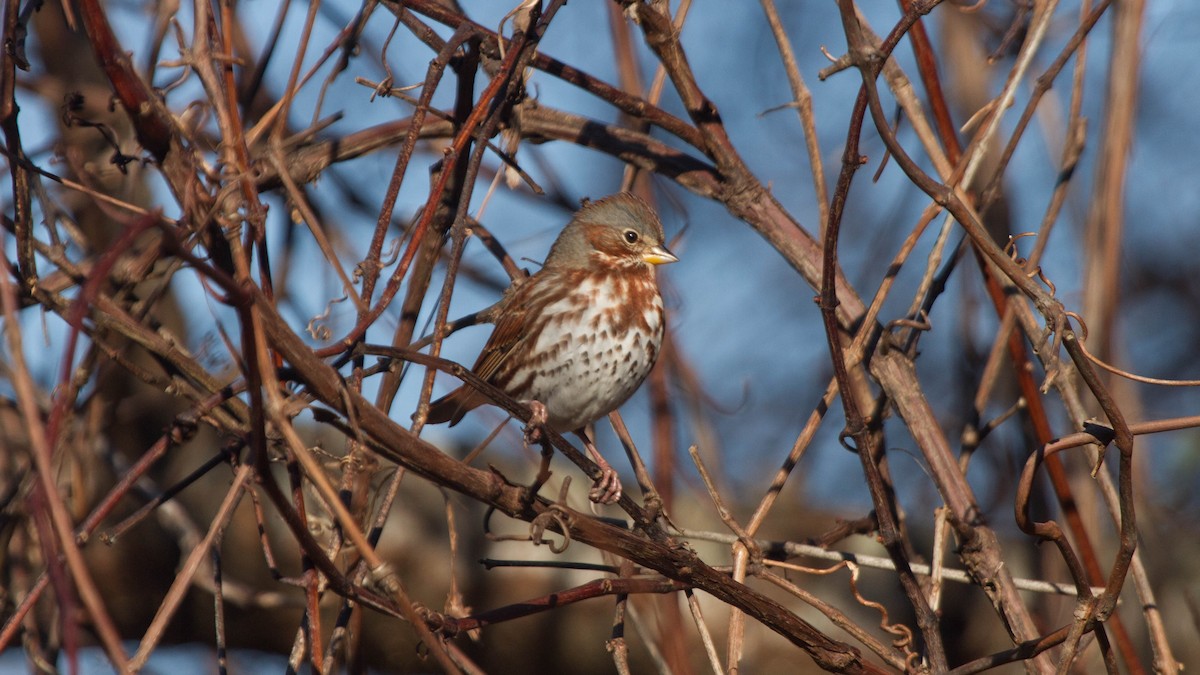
[642,245,678,265]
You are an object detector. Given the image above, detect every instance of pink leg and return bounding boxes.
[523,400,548,445]
[576,427,621,505]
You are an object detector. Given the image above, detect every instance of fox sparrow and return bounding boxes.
[426,193,677,504]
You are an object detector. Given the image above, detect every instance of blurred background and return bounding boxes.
[3,0,1199,671]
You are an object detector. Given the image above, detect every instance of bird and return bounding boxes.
[425,193,677,504]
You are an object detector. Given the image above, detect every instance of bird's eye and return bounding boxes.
[623,230,639,244]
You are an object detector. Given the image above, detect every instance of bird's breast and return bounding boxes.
[512,272,664,431]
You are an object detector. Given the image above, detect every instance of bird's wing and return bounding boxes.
[425,281,534,426]
[469,288,532,384]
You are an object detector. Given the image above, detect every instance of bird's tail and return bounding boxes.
[425,387,487,426]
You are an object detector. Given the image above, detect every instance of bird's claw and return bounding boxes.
[588,466,622,505]
[523,400,549,445]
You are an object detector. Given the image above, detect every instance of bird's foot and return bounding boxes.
[523,400,548,446]
[588,463,622,505]
[585,444,622,505]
